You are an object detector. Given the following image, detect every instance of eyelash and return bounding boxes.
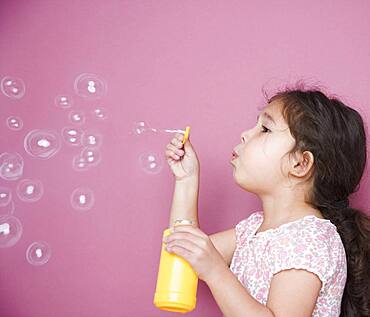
[261,125,271,133]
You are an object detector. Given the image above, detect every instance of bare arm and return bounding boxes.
[168,176,200,228]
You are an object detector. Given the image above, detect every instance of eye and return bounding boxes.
[261,125,271,133]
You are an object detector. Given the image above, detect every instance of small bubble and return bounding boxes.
[1,76,26,99]
[139,151,163,174]
[72,155,89,172]
[70,187,95,211]
[61,127,83,146]
[92,107,108,120]
[16,179,44,203]
[81,130,103,148]
[0,215,23,248]
[6,116,23,131]
[26,241,51,266]
[74,73,107,100]
[0,152,24,181]
[55,95,73,109]
[132,121,148,135]
[24,129,61,159]
[80,148,101,167]
[68,110,85,125]
[0,187,11,207]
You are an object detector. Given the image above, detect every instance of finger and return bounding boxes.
[171,137,183,149]
[165,232,206,249]
[165,238,200,254]
[166,143,185,156]
[165,149,181,160]
[175,133,184,142]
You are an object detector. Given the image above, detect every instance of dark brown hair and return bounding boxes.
[263,80,370,316]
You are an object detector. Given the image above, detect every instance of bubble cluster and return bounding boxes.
[1,76,26,99]
[0,215,23,248]
[0,200,15,216]
[74,73,107,100]
[55,95,73,109]
[70,187,95,211]
[92,107,108,120]
[16,179,44,203]
[0,152,24,181]
[6,116,23,131]
[26,241,51,266]
[139,151,163,174]
[0,187,12,207]
[24,129,61,159]
[69,110,85,125]
[61,127,83,146]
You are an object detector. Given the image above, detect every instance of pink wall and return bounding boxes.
[0,1,369,316]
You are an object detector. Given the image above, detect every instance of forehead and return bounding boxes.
[258,100,286,126]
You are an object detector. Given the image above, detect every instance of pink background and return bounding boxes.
[0,1,369,316]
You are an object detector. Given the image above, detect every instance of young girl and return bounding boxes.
[163,81,370,317]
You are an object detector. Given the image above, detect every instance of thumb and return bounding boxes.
[183,136,195,153]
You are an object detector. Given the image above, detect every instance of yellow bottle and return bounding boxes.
[153,219,198,313]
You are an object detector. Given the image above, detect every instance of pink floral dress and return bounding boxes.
[229,211,347,316]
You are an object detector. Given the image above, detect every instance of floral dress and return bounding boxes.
[229,211,347,316]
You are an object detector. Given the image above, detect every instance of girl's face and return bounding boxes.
[231,100,296,195]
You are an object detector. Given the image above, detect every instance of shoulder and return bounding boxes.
[269,216,347,287]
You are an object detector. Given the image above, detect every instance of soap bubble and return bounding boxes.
[0,200,15,216]
[61,126,83,146]
[55,95,73,109]
[72,155,89,172]
[0,187,11,207]
[74,73,107,100]
[16,179,44,203]
[80,148,101,167]
[26,241,51,266]
[91,107,108,120]
[0,215,23,248]
[139,151,163,174]
[0,152,24,181]
[132,121,148,135]
[24,129,61,159]
[68,110,85,125]
[81,130,103,148]
[70,187,95,211]
[6,116,23,131]
[1,76,26,99]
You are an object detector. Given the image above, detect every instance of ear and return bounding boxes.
[289,150,314,178]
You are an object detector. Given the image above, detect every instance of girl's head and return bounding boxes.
[233,80,370,316]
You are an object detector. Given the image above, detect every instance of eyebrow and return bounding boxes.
[257,112,276,125]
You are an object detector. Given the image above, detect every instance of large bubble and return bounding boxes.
[26,241,51,266]
[24,129,61,159]
[0,152,24,181]
[16,179,44,203]
[0,215,23,248]
[1,76,26,99]
[74,73,107,100]
[70,187,95,211]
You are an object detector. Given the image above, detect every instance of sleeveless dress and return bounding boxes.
[229,211,347,316]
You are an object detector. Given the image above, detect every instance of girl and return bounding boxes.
[163,81,370,317]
